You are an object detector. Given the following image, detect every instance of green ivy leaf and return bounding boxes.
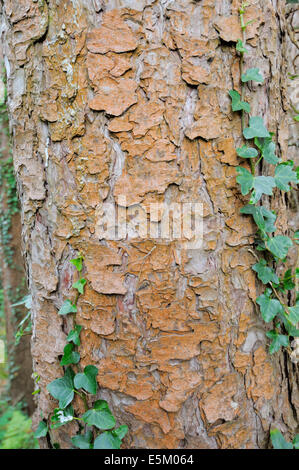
[67,325,83,347]
[240,205,276,233]
[74,365,98,394]
[236,167,254,195]
[274,163,298,191]
[251,176,276,203]
[70,256,83,272]
[94,431,121,449]
[293,434,299,449]
[71,431,93,449]
[51,406,74,429]
[267,236,293,259]
[72,278,87,295]
[259,139,279,164]
[294,230,299,245]
[243,117,270,139]
[241,68,264,83]
[58,300,77,316]
[281,269,295,291]
[60,343,80,366]
[256,291,283,322]
[236,146,258,158]
[284,321,299,337]
[236,39,248,53]
[252,259,279,284]
[270,429,293,449]
[113,425,129,440]
[255,137,279,164]
[47,367,75,409]
[266,331,289,354]
[82,400,116,430]
[34,420,48,438]
[288,304,299,326]
[229,90,250,113]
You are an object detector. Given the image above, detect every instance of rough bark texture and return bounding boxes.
[0,42,34,411]
[1,0,298,448]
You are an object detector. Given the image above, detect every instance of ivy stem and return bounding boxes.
[269,282,290,313]
[239,3,255,175]
[254,155,263,169]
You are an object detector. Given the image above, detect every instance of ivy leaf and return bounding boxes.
[240,205,276,233]
[236,146,258,158]
[94,431,121,449]
[70,256,83,272]
[60,343,80,366]
[257,138,279,164]
[252,259,279,284]
[284,321,299,337]
[256,291,283,322]
[47,367,75,409]
[71,431,93,449]
[58,300,77,316]
[67,325,83,347]
[251,176,276,202]
[229,90,250,113]
[267,236,293,259]
[236,39,248,53]
[288,305,299,326]
[72,278,87,295]
[270,429,293,449]
[113,425,129,440]
[74,365,98,394]
[274,163,298,191]
[294,230,299,245]
[236,167,254,195]
[243,117,270,140]
[82,400,116,430]
[281,269,295,291]
[293,435,299,450]
[34,420,48,438]
[241,68,264,83]
[258,208,277,233]
[266,331,289,354]
[51,406,74,429]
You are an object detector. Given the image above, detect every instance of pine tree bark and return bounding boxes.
[0,44,34,413]
[1,0,298,448]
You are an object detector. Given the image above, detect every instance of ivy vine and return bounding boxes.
[230,3,299,357]
[34,255,128,449]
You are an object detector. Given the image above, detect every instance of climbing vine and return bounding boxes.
[34,255,128,449]
[229,1,299,448]
[230,2,299,359]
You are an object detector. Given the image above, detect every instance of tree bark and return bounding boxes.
[1,0,298,448]
[0,45,34,413]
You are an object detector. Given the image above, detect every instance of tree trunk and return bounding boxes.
[1,0,298,448]
[0,44,34,413]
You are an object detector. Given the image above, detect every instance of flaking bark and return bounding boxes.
[1,0,298,448]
